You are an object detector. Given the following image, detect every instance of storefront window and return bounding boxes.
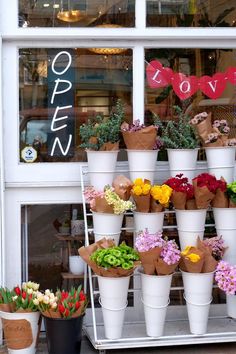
[146,0,236,27]
[145,47,236,159]
[19,48,133,163]
[18,0,135,28]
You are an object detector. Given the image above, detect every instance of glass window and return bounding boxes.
[18,0,135,28]
[146,0,236,27]
[19,48,133,163]
[145,48,236,159]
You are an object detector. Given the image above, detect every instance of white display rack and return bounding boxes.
[80,165,236,354]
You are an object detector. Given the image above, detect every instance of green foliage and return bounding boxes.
[154,105,199,149]
[79,99,125,150]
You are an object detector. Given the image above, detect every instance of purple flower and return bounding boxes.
[135,229,164,252]
[161,240,181,265]
[202,236,225,260]
[215,261,236,295]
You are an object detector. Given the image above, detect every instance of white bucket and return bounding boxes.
[97,276,130,340]
[208,166,235,183]
[167,149,198,181]
[178,229,204,251]
[181,271,214,304]
[175,209,207,232]
[97,275,130,309]
[213,208,236,230]
[215,229,236,265]
[86,150,119,190]
[133,211,164,234]
[0,311,40,354]
[226,294,236,319]
[99,298,127,340]
[139,270,172,337]
[92,212,123,235]
[69,255,85,275]
[184,295,212,335]
[126,150,158,184]
[94,232,121,245]
[205,146,236,183]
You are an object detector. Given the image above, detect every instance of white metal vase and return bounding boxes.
[92,212,123,245]
[167,148,199,182]
[213,207,236,265]
[205,146,236,183]
[126,150,158,184]
[133,211,164,234]
[86,150,119,190]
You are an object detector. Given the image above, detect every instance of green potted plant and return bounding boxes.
[155,105,199,181]
[79,99,125,189]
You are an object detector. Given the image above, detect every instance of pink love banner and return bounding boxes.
[146,60,236,100]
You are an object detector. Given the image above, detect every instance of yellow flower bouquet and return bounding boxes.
[131,178,151,212]
[150,184,173,212]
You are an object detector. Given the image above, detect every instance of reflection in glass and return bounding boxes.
[146,0,236,28]
[19,48,133,163]
[18,0,135,28]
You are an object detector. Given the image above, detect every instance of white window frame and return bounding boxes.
[1,0,236,287]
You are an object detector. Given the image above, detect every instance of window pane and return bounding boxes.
[146,0,236,27]
[19,48,133,163]
[19,0,135,28]
[145,48,236,160]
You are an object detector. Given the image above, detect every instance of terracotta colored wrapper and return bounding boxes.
[154,258,179,275]
[94,196,114,213]
[180,247,204,273]
[212,188,229,208]
[193,179,215,209]
[121,124,157,150]
[138,247,162,275]
[229,199,236,208]
[171,191,187,210]
[150,198,164,212]
[131,192,151,212]
[99,141,119,151]
[112,175,133,201]
[196,112,212,142]
[186,199,197,210]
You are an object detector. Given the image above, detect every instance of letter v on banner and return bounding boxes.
[48,49,75,158]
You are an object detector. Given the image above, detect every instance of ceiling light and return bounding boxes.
[43,3,50,7]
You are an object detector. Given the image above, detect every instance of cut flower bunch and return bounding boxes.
[135,229,181,275]
[215,261,236,295]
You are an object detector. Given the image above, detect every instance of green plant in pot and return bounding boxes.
[154,105,199,182]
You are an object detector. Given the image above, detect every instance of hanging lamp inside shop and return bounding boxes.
[88,24,128,55]
[57,0,83,22]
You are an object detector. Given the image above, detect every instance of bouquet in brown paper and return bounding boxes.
[193,173,223,209]
[79,238,140,278]
[164,174,194,210]
[131,178,151,212]
[135,229,180,275]
[191,112,235,147]
[212,178,228,208]
[121,120,158,150]
[150,183,173,212]
[112,175,133,201]
[79,99,124,151]
[180,246,205,273]
[197,236,226,273]
[84,183,135,215]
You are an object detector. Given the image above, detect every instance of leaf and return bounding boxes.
[214,8,234,26]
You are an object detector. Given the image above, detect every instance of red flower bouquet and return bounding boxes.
[164,174,194,210]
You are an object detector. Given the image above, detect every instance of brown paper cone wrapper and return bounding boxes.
[229,199,236,208]
[99,142,119,151]
[171,191,187,210]
[42,309,61,319]
[0,304,13,312]
[202,255,218,273]
[138,247,162,275]
[196,113,212,142]
[154,258,179,275]
[94,196,114,213]
[88,136,98,146]
[2,317,33,350]
[112,175,133,201]
[150,198,164,212]
[180,247,204,273]
[186,199,197,210]
[79,239,140,277]
[122,126,157,150]
[131,192,151,212]
[193,179,215,209]
[212,188,229,208]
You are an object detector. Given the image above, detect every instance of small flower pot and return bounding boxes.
[69,256,85,275]
[167,148,199,182]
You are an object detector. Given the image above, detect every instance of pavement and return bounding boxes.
[35,334,236,354]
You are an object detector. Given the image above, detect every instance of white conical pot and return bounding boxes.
[226,294,236,319]
[86,150,119,189]
[175,209,207,250]
[126,150,158,184]
[92,212,123,245]
[69,255,85,275]
[0,311,40,354]
[167,149,199,182]
[139,269,172,337]
[205,146,236,183]
[213,208,236,264]
[133,211,164,234]
[97,275,130,339]
[181,271,214,335]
